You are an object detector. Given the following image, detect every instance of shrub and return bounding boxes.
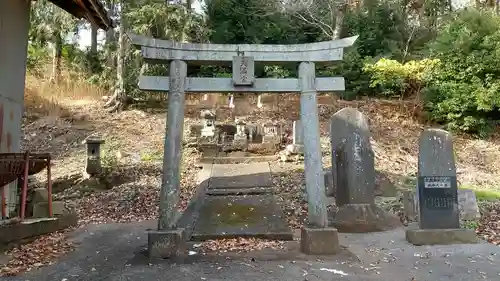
[363,58,440,98]
[422,9,500,135]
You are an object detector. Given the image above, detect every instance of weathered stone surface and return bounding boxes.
[329,107,373,203]
[285,144,304,155]
[32,201,66,218]
[86,139,105,175]
[0,214,78,246]
[417,129,459,229]
[293,120,303,146]
[198,143,218,157]
[375,172,398,197]
[332,204,401,233]
[405,223,478,245]
[233,56,255,86]
[458,189,480,221]
[300,227,341,255]
[402,190,418,222]
[30,188,48,204]
[148,229,186,258]
[323,169,333,196]
[209,163,273,189]
[191,195,293,241]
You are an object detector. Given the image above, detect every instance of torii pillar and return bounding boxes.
[0,0,31,216]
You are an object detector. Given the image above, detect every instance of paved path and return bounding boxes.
[191,162,293,241]
[5,221,500,281]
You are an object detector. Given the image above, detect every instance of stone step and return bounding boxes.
[200,155,277,164]
[206,187,274,196]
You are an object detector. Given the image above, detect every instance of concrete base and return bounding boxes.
[406,225,478,246]
[148,229,186,259]
[0,213,78,247]
[332,203,401,233]
[300,226,341,255]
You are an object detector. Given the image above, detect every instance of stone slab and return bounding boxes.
[458,189,480,221]
[331,203,401,233]
[300,227,341,255]
[0,213,78,246]
[148,229,186,259]
[191,195,293,241]
[209,163,273,189]
[33,201,66,218]
[201,155,278,164]
[405,224,478,245]
[206,187,274,196]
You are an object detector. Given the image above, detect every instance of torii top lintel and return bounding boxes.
[127,33,358,65]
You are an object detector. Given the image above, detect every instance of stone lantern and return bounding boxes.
[86,139,105,176]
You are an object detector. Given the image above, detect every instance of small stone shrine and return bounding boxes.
[262,122,279,143]
[200,110,216,140]
[330,107,400,232]
[406,128,478,245]
[233,118,248,150]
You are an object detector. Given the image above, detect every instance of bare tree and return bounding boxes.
[282,0,348,40]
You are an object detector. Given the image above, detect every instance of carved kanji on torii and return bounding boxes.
[128,33,358,231]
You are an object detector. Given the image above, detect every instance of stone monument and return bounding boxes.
[330,107,400,232]
[406,129,478,245]
[129,33,358,257]
[286,120,304,155]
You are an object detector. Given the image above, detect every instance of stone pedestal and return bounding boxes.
[405,223,478,245]
[199,143,218,157]
[300,226,341,255]
[148,229,186,259]
[332,204,401,233]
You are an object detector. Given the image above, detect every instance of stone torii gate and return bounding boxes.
[129,33,357,255]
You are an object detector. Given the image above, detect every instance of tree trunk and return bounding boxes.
[180,0,193,42]
[105,0,116,68]
[105,0,126,111]
[50,34,63,83]
[90,24,98,55]
[332,3,347,40]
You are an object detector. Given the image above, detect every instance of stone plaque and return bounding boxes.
[417,129,460,229]
[232,56,255,86]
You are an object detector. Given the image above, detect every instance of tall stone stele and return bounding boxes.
[330,107,400,232]
[405,129,478,245]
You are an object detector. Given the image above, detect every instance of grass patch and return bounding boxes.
[460,185,500,201]
[396,176,500,201]
[140,149,163,162]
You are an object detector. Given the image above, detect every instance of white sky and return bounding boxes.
[77,0,205,49]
